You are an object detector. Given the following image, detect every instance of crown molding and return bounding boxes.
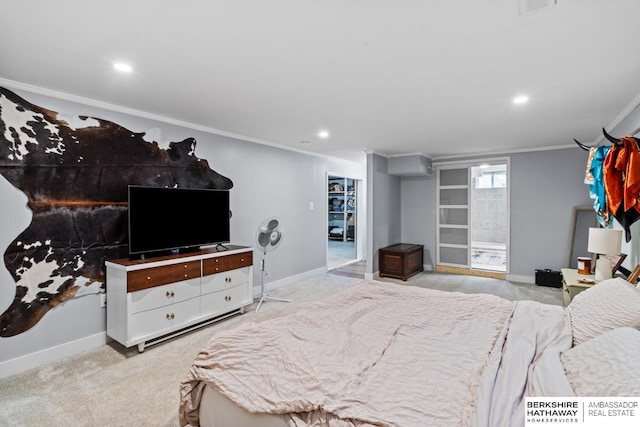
[0,78,364,167]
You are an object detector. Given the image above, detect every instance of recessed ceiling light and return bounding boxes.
[513,95,529,105]
[113,62,133,73]
[318,130,330,139]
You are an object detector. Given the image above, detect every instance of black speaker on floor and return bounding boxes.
[534,269,562,288]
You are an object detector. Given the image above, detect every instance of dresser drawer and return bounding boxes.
[200,284,250,318]
[202,255,230,276]
[228,252,253,269]
[130,297,201,342]
[130,279,200,314]
[170,260,201,282]
[127,265,173,292]
[201,267,249,295]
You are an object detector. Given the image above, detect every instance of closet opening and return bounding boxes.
[327,175,360,269]
[436,159,509,278]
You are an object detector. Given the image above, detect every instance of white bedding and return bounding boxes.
[179,280,573,427]
[476,300,573,426]
[561,327,640,396]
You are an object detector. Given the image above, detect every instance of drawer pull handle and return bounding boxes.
[225,295,231,301]
[166,291,175,298]
[165,313,175,320]
[147,276,151,280]
[184,265,188,269]
[184,274,188,278]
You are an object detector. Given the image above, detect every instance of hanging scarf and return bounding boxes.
[587,146,611,227]
[603,137,640,242]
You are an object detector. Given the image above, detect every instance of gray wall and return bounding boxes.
[400,176,436,268]
[366,153,401,274]
[399,148,593,280]
[0,87,365,364]
[509,149,592,278]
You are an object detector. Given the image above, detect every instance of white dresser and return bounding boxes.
[106,245,253,351]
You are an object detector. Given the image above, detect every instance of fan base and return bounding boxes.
[255,292,292,312]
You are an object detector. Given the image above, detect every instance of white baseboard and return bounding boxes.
[252,266,328,297]
[0,332,107,380]
[507,274,535,284]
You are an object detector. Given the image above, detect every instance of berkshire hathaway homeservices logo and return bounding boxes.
[526,397,639,426]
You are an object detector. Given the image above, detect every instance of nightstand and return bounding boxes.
[560,268,596,307]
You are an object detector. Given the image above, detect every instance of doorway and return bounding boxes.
[436,159,509,277]
[327,175,359,269]
[469,164,508,272]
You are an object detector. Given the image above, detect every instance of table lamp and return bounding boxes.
[587,227,622,281]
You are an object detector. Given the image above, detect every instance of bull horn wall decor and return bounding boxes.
[602,127,622,145]
[574,128,629,150]
[574,139,591,151]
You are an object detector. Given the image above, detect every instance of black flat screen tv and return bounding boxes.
[127,186,230,257]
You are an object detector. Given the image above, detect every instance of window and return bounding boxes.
[475,171,506,189]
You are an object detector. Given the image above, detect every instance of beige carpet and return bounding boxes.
[328,261,365,279]
[0,272,562,426]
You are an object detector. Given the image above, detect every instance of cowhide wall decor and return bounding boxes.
[0,87,233,337]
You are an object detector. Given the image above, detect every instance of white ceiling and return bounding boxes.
[2,0,640,163]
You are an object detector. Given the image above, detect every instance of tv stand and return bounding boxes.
[106,245,253,352]
[130,246,205,261]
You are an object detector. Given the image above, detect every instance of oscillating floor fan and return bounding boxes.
[255,217,291,312]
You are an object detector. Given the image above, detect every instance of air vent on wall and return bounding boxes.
[520,0,557,16]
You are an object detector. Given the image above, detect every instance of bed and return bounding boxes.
[179,277,640,427]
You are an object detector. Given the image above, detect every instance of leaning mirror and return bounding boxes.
[567,206,597,269]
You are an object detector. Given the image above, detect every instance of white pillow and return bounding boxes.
[561,327,640,396]
[567,277,640,346]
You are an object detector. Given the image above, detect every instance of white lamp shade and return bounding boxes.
[587,227,622,255]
